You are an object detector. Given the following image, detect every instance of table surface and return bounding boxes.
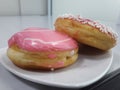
[0,16,120,90]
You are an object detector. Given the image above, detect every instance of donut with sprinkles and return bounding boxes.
[55,14,118,50]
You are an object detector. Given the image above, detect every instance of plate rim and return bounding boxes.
[0,47,113,88]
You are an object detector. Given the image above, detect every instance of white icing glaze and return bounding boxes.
[70,50,75,56]
[24,38,72,46]
[59,14,118,40]
[51,68,54,71]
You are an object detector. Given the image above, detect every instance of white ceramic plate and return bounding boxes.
[0,47,113,88]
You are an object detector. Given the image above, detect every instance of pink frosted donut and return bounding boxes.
[7,27,78,70]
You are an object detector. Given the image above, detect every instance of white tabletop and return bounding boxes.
[0,16,120,90]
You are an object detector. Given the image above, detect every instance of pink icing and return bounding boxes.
[52,61,64,68]
[48,61,64,69]
[8,27,78,52]
[48,54,56,59]
[59,14,118,40]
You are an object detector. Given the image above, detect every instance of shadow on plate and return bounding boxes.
[78,44,108,56]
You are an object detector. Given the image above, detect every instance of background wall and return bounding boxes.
[0,0,47,16]
[52,0,120,23]
[0,0,120,23]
